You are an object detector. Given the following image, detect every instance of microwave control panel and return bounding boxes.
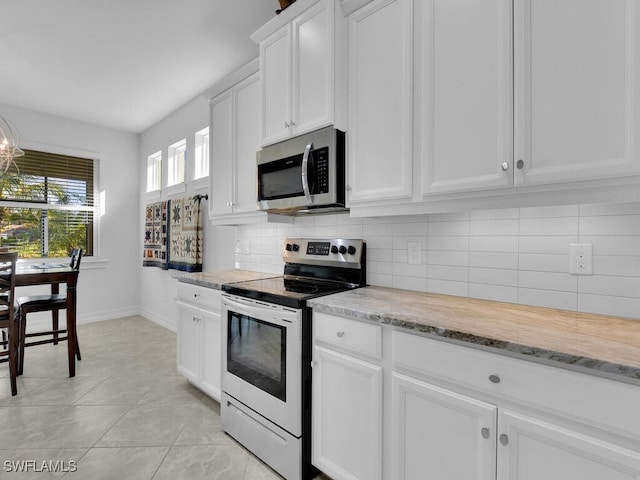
[312,147,329,194]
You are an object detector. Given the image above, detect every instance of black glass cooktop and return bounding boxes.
[222,276,357,309]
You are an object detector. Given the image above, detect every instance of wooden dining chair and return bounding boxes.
[17,248,82,375]
[0,252,20,395]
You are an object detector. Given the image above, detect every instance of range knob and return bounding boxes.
[339,245,347,255]
[331,245,339,254]
[285,243,293,251]
[292,244,300,252]
[348,245,356,255]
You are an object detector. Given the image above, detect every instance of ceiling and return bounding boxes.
[0,0,276,133]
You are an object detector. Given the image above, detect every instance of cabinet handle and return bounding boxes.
[489,374,501,384]
[516,159,524,170]
[481,427,490,439]
[284,121,290,128]
[499,434,509,446]
[290,121,296,127]
[501,162,509,171]
[336,331,345,338]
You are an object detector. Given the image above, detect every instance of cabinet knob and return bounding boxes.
[501,162,509,171]
[499,434,509,446]
[481,427,490,439]
[336,331,345,338]
[516,159,524,170]
[489,374,501,384]
[194,293,200,298]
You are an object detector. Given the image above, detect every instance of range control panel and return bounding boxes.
[283,238,365,268]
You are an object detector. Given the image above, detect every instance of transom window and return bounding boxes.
[0,149,96,258]
[167,139,186,186]
[194,127,209,180]
[147,151,162,192]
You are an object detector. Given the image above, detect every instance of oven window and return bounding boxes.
[227,311,287,402]
[258,154,303,200]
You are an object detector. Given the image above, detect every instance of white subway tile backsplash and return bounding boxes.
[518,288,578,311]
[468,251,518,270]
[393,276,428,292]
[578,293,640,319]
[518,270,577,293]
[519,236,578,254]
[592,256,640,277]
[469,283,518,303]
[469,267,518,287]
[428,250,469,267]
[469,208,518,220]
[518,253,568,274]
[580,215,640,236]
[428,236,470,252]
[519,204,580,218]
[519,216,579,236]
[580,236,640,256]
[469,236,518,253]
[234,202,640,320]
[427,279,469,297]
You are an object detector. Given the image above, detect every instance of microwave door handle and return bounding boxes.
[301,142,313,204]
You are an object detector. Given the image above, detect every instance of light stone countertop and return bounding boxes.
[173,269,277,290]
[308,286,640,384]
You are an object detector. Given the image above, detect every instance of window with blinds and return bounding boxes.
[0,149,96,258]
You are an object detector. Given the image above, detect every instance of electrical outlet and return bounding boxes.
[569,243,593,275]
[408,241,421,265]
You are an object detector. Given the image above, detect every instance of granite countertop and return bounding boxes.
[308,286,640,384]
[173,269,277,290]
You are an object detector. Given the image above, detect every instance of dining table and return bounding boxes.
[15,262,79,377]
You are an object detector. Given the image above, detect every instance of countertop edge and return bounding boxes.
[309,301,640,387]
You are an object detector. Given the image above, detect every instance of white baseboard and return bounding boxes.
[138,308,176,333]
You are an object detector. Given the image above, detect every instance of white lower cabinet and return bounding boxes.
[311,312,640,480]
[498,410,640,480]
[312,314,383,480]
[176,284,222,401]
[391,372,497,480]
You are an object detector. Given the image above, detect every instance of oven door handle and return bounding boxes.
[301,141,313,204]
[222,295,298,325]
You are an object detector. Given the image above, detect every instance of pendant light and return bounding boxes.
[0,115,25,172]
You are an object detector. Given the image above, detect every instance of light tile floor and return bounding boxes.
[0,316,331,480]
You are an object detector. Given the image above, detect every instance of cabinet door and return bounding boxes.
[176,302,202,384]
[233,73,261,215]
[347,0,413,205]
[209,91,234,216]
[292,0,332,135]
[497,410,640,480]
[261,25,292,145]
[392,373,497,480]
[312,345,383,480]
[514,0,640,185]
[200,310,221,401]
[420,0,513,194]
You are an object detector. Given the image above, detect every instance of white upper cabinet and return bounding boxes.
[209,65,265,224]
[514,0,640,186]
[346,0,414,205]
[252,0,346,146]
[419,0,513,195]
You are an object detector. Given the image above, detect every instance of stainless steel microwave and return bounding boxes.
[257,127,346,215]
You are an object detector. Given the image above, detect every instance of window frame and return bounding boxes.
[167,139,186,187]
[147,150,162,193]
[194,127,210,181]
[0,143,100,261]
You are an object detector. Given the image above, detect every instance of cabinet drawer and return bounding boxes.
[392,330,640,441]
[314,312,382,359]
[177,283,222,312]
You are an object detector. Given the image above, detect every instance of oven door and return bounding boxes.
[221,294,302,437]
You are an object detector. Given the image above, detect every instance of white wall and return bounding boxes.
[138,95,235,330]
[0,103,140,323]
[235,202,640,321]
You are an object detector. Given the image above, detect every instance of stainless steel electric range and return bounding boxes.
[220,238,366,480]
